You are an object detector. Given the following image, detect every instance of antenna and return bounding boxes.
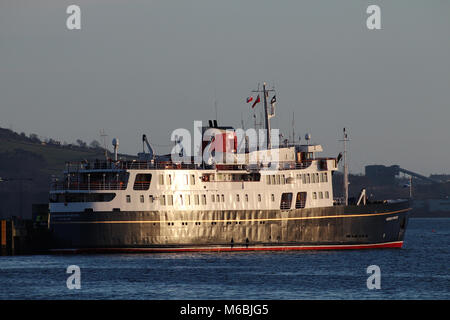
[112,138,119,161]
[292,111,295,144]
[100,129,108,160]
[214,99,218,123]
[339,128,350,206]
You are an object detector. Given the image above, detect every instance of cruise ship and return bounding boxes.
[49,83,411,252]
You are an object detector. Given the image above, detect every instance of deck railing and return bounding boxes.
[51,182,127,191]
[63,159,325,173]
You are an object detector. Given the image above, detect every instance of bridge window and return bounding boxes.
[134,174,152,190]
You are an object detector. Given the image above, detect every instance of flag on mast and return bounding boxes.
[268,95,276,118]
[251,95,260,109]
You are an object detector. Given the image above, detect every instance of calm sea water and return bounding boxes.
[0,218,448,300]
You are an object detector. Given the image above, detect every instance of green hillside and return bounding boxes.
[0,127,134,218]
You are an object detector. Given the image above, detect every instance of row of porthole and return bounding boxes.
[163,221,268,226]
[346,234,368,238]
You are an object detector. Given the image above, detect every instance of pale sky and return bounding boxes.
[0,0,449,176]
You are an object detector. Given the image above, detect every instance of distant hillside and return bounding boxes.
[0,127,134,219]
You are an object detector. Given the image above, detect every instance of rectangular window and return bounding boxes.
[194,194,199,205]
[295,192,307,209]
[159,174,164,185]
[245,194,249,202]
[202,194,207,205]
[140,195,144,203]
[271,175,276,185]
[306,174,311,184]
[319,192,323,199]
[271,194,275,202]
[324,172,328,183]
[280,192,293,210]
[179,194,183,206]
[211,194,215,202]
[134,174,152,190]
[190,174,195,185]
[221,194,225,202]
[186,194,191,205]
[276,175,281,185]
[258,194,262,202]
[316,173,319,183]
[266,175,271,185]
[236,194,240,202]
[216,194,220,202]
[126,195,131,203]
[313,192,317,200]
[302,174,306,184]
[281,175,285,184]
[160,195,166,206]
[325,191,329,199]
[168,195,173,206]
[185,174,189,185]
[149,195,154,203]
[167,174,172,185]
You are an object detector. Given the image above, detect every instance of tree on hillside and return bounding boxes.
[76,139,87,148]
[89,140,102,149]
[29,134,41,143]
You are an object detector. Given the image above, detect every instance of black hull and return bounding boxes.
[49,201,411,252]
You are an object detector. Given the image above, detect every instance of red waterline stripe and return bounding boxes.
[50,241,403,254]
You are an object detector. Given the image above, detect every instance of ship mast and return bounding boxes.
[252,82,275,149]
[340,128,350,206]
